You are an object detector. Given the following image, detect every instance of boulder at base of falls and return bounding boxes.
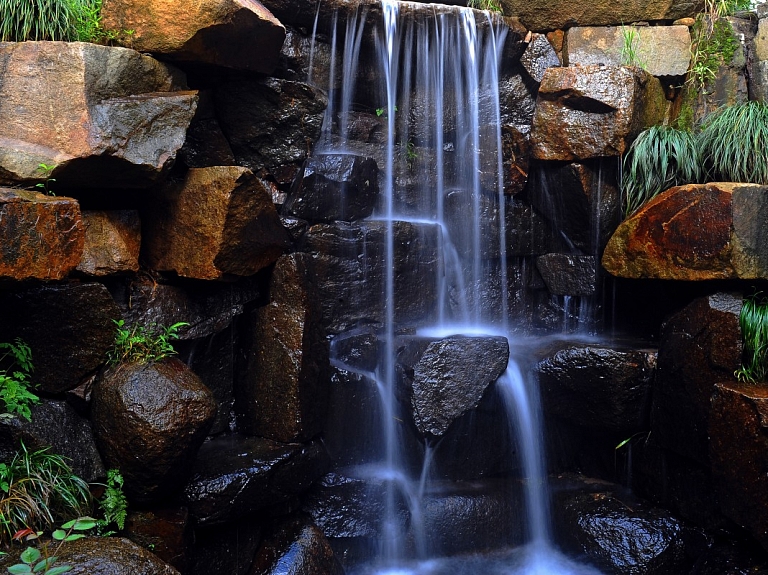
[710,382,768,554]
[411,336,510,439]
[182,434,329,526]
[535,254,596,296]
[91,359,217,503]
[249,516,344,575]
[235,253,329,442]
[0,282,120,394]
[0,537,180,575]
[0,42,196,189]
[101,0,285,73]
[142,166,291,280]
[603,183,768,280]
[0,189,83,281]
[77,210,141,276]
[531,65,667,161]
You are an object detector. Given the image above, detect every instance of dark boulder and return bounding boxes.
[182,434,329,526]
[188,517,264,575]
[91,359,217,503]
[178,91,236,169]
[536,254,596,296]
[124,507,192,573]
[520,33,561,84]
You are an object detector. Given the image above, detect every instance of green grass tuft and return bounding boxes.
[735,292,768,383]
[0,0,118,43]
[621,126,702,217]
[467,0,503,13]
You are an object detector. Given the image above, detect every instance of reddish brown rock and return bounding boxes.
[142,166,291,280]
[531,65,667,160]
[125,508,193,573]
[0,189,83,281]
[77,210,140,276]
[91,358,217,503]
[101,0,285,73]
[603,183,768,280]
[0,42,196,189]
[235,253,329,442]
[710,382,768,553]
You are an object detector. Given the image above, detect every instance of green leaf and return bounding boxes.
[43,567,72,575]
[33,556,57,572]
[20,548,40,565]
[7,564,32,574]
[51,530,66,541]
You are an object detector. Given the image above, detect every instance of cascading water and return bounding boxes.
[314,2,606,573]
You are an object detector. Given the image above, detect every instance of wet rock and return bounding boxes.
[710,382,768,553]
[531,65,667,161]
[116,275,261,340]
[411,336,509,439]
[422,479,524,555]
[143,166,290,280]
[535,342,656,432]
[651,292,742,464]
[602,183,768,280]
[101,0,285,73]
[520,33,561,83]
[250,515,343,575]
[91,359,217,503]
[0,399,105,482]
[554,481,697,575]
[283,154,380,223]
[536,254,596,296]
[528,159,621,254]
[215,78,328,184]
[182,434,329,526]
[502,124,533,196]
[0,189,83,281]
[3,282,119,393]
[235,253,329,442]
[566,26,692,77]
[329,326,383,373]
[188,518,263,575]
[77,210,140,276]
[125,507,192,573]
[323,367,384,467]
[0,537,179,574]
[178,91,236,169]
[277,27,334,92]
[497,0,700,30]
[692,540,768,575]
[299,220,440,334]
[0,42,195,189]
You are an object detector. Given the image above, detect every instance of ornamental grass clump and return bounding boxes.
[735,293,768,383]
[621,125,702,217]
[698,101,768,185]
[0,0,113,43]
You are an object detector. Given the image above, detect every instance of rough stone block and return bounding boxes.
[77,210,140,276]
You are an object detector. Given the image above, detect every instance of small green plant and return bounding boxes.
[0,339,39,422]
[107,320,188,366]
[621,125,702,217]
[735,293,768,383]
[375,105,397,117]
[0,443,91,545]
[405,140,418,170]
[697,101,768,185]
[8,517,97,575]
[94,470,127,536]
[620,25,645,69]
[467,0,503,12]
[34,164,56,197]
[687,14,738,92]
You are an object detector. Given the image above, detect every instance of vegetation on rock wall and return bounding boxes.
[466,0,503,13]
[736,293,768,383]
[106,320,187,366]
[0,340,38,423]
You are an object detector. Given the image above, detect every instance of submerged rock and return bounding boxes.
[92,359,217,503]
[411,336,509,439]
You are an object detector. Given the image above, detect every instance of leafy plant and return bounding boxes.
[687,14,738,92]
[95,470,127,535]
[735,292,768,383]
[467,0,503,12]
[405,140,418,170]
[34,164,56,197]
[0,339,39,422]
[697,101,768,185]
[620,25,645,69]
[0,443,91,545]
[8,517,97,575]
[106,320,188,366]
[621,125,702,217]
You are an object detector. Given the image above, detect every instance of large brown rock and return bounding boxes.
[142,167,291,280]
[498,0,702,31]
[77,210,140,276]
[91,359,217,503]
[101,0,285,73]
[235,253,329,442]
[2,282,120,393]
[603,183,768,280]
[709,382,768,553]
[0,42,197,189]
[531,65,667,160]
[214,78,328,184]
[0,189,84,281]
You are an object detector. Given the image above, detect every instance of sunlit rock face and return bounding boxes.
[77,210,141,276]
[603,183,768,280]
[101,0,286,73]
[0,42,196,189]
